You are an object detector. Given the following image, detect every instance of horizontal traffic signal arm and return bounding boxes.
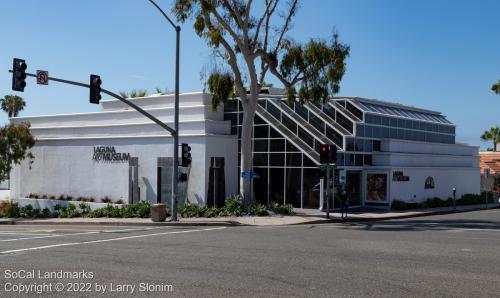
[8,69,176,136]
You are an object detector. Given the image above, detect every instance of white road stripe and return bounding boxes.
[0,232,54,236]
[0,232,99,242]
[0,227,159,242]
[0,227,226,254]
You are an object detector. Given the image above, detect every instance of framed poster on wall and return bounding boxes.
[366,173,388,202]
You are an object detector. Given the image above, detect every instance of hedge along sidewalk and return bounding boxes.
[3,203,499,226]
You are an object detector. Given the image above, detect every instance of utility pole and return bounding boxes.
[147,0,181,221]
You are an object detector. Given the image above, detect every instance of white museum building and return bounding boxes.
[8,89,480,209]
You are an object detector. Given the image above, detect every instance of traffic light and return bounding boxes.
[319,144,338,164]
[89,74,102,104]
[181,143,192,167]
[319,144,330,164]
[12,58,27,92]
[178,173,188,182]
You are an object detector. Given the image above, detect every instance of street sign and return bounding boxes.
[240,171,260,179]
[36,70,49,85]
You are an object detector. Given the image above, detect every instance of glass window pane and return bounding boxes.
[297,126,314,148]
[364,154,373,166]
[345,153,355,166]
[225,113,238,126]
[309,113,325,133]
[252,167,268,204]
[336,153,345,166]
[224,101,238,113]
[254,114,266,125]
[364,139,373,152]
[303,155,317,167]
[382,117,390,126]
[282,115,297,134]
[355,154,364,166]
[269,153,284,166]
[303,168,322,208]
[253,153,268,166]
[356,124,365,137]
[253,125,268,138]
[269,168,284,203]
[253,139,268,152]
[270,126,282,138]
[270,139,285,152]
[390,117,398,127]
[355,138,365,152]
[286,153,302,167]
[286,141,300,152]
[285,168,302,207]
[346,138,355,151]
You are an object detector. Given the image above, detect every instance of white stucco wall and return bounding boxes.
[388,167,480,203]
[11,135,237,205]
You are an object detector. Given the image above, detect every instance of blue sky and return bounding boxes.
[0,0,499,149]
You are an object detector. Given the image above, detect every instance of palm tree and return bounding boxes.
[492,80,500,95]
[481,126,500,152]
[0,95,26,117]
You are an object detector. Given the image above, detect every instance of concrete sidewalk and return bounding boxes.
[1,203,498,226]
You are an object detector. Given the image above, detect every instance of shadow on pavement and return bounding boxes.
[339,219,500,232]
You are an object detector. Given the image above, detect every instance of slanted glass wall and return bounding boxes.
[357,114,455,144]
[224,100,323,208]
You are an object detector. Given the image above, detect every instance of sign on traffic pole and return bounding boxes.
[36,70,49,85]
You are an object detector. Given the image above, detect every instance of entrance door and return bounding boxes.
[346,171,362,207]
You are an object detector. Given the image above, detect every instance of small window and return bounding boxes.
[425,176,435,189]
[373,140,381,151]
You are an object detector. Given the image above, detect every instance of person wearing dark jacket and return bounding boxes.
[340,190,349,219]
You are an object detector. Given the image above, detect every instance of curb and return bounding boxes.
[4,219,241,227]
[292,205,500,225]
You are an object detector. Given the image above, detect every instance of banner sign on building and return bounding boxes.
[393,171,410,182]
[92,146,130,162]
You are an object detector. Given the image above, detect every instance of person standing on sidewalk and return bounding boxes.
[340,190,349,219]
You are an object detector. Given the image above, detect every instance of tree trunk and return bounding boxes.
[239,101,257,208]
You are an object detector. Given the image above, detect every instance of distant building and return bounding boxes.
[9,90,480,208]
[479,152,500,194]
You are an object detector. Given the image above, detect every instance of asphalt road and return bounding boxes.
[0,209,499,298]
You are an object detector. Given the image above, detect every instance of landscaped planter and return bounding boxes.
[12,198,125,213]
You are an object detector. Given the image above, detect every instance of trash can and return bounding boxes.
[150,203,167,222]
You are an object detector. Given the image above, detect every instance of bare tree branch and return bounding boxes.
[251,0,279,50]
[273,0,298,53]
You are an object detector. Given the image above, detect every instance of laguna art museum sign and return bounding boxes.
[92,146,130,162]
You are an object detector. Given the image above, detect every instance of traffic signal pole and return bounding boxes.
[9,71,177,141]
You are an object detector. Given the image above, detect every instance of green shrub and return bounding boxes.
[252,204,269,216]
[19,204,41,218]
[222,194,245,216]
[41,208,51,218]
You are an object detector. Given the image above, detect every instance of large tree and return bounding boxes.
[481,126,500,152]
[492,80,500,95]
[0,95,26,118]
[0,122,35,181]
[173,0,350,204]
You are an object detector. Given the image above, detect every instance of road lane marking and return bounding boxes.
[0,232,54,236]
[0,227,159,242]
[0,227,226,254]
[0,232,99,242]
